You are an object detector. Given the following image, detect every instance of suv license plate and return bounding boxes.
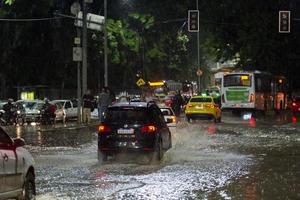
[117,128,134,134]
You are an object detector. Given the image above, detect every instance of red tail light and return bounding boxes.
[98,124,111,133]
[141,125,157,133]
[292,102,296,107]
[250,94,254,102]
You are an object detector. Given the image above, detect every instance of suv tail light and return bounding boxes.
[141,125,157,133]
[187,104,194,108]
[292,102,296,107]
[205,104,214,109]
[98,124,111,133]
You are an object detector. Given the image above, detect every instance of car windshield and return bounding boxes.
[21,101,37,109]
[190,97,212,103]
[32,102,44,110]
[105,107,151,124]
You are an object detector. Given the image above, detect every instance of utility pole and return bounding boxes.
[104,0,108,87]
[76,28,82,123]
[196,0,201,94]
[82,0,88,95]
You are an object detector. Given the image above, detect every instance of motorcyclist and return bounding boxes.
[172,91,184,117]
[3,98,16,124]
[41,98,56,124]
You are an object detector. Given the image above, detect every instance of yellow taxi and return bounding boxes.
[185,95,221,122]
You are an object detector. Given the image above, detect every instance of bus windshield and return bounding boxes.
[224,74,251,87]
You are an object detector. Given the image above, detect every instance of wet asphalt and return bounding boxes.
[3,111,300,200]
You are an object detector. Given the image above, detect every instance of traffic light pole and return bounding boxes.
[76,28,82,123]
[82,0,88,95]
[196,0,201,94]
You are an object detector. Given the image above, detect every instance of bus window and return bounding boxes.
[224,74,251,87]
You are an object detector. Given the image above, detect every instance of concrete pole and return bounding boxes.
[104,0,108,87]
[196,0,201,94]
[77,28,82,123]
[82,0,88,94]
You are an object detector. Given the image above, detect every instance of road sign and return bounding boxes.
[188,10,199,32]
[279,11,290,33]
[196,69,203,76]
[75,11,104,31]
[73,47,82,61]
[136,78,146,87]
[74,37,81,45]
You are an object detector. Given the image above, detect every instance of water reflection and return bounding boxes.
[292,116,297,124]
[5,124,95,147]
[248,117,256,127]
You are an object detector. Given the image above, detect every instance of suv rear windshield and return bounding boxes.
[190,97,212,103]
[105,107,152,124]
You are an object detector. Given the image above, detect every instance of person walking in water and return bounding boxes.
[98,87,111,122]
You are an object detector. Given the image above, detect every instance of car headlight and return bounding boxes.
[37,110,41,114]
[17,110,21,114]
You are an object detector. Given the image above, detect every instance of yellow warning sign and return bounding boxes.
[136,78,146,87]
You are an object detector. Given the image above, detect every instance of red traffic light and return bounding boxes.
[279,11,291,33]
[188,10,199,32]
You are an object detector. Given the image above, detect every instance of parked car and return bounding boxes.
[0,126,36,199]
[98,101,172,162]
[51,100,78,122]
[159,106,177,128]
[291,96,300,114]
[185,95,222,123]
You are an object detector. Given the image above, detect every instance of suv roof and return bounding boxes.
[110,101,156,108]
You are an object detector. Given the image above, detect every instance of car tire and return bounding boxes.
[186,116,191,123]
[20,172,35,200]
[213,116,218,123]
[97,150,108,162]
[169,133,172,149]
[218,116,222,123]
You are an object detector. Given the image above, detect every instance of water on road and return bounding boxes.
[4,112,300,199]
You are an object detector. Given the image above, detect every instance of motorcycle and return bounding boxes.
[1,107,17,126]
[0,110,6,126]
[40,107,56,125]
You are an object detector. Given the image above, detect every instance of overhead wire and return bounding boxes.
[0,16,64,22]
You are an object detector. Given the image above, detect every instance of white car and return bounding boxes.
[0,127,36,199]
[159,106,177,127]
[17,100,44,122]
[51,100,78,122]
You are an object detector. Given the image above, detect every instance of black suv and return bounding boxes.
[98,101,172,161]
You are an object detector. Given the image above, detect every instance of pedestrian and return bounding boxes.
[107,87,116,105]
[98,87,110,122]
[82,90,94,123]
[172,91,183,116]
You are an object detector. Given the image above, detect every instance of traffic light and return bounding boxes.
[279,11,290,33]
[188,10,199,32]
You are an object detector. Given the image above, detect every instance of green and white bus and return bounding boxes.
[221,71,274,113]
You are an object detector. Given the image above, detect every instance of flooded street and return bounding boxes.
[4,112,300,199]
